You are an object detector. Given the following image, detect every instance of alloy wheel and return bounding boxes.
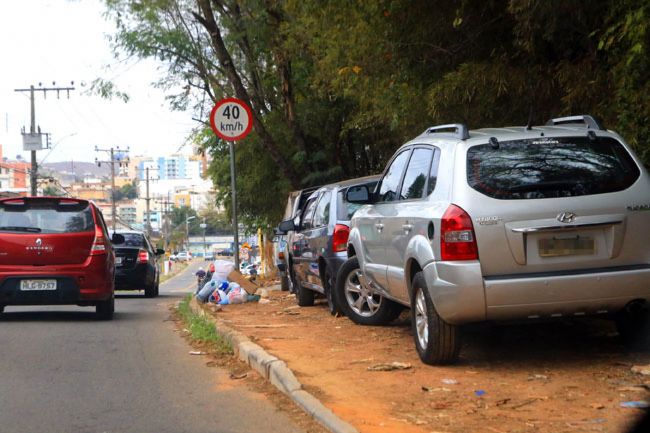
[344,269,382,317]
[414,287,429,349]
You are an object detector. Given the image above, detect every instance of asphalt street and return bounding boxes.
[0,261,305,433]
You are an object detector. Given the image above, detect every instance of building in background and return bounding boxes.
[0,144,30,196]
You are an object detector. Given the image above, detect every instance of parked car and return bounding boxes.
[204,252,216,261]
[338,115,650,365]
[110,230,164,297]
[176,251,192,262]
[278,176,380,314]
[219,248,234,257]
[0,196,119,319]
[276,186,320,292]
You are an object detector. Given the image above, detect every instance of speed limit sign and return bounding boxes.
[210,98,253,141]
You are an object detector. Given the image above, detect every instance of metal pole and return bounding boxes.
[229,141,240,270]
[203,218,207,258]
[29,85,37,196]
[110,147,116,231]
[145,167,151,236]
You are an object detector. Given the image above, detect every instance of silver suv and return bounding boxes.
[336,115,650,365]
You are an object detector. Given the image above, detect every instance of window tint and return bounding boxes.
[427,148,441,195]
[121,233,145,247]
[312,192,331,227]
[301,197,318,230]
[377,150,411,202]
[0,200,94,234]
[400,148,434,200]
[467,137,641,199]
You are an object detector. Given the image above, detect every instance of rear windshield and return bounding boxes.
[337,181,379,220]
[466,137,641,200]
[0,199,94,233]
[116,233,145,247]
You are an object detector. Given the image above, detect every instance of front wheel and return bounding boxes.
[336,256,400,326]
[295,272,315,307]
[411,272,461,365]
[616,303,650,350]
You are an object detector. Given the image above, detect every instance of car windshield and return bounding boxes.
[117,233,145,247]
[466,136,641,199]
[0,199,94,233]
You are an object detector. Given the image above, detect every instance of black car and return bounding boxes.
[110,230,165,297]
[278,175,380,314]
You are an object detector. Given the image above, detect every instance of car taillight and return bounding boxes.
[90,225,107,256]
[440,204,478,261]
[138,249,149,263]
[332,224,350,253]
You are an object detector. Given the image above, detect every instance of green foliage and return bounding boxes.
[103,0,650,230]
[114,182,138,201]
[177,295,232,354]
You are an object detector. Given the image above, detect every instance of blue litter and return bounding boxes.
[474,390,486,397]
[620,401,650,408]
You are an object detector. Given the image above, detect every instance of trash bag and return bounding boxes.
[197,280,217,303]
[210,289,229,304]
[213,260,236,281]
[228,286,247,304]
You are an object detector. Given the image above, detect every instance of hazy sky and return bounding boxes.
[0,0,196,163]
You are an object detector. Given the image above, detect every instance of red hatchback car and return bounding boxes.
[0,197,120,319]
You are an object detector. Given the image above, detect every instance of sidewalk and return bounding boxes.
[193,284,650,433]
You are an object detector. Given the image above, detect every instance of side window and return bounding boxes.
[312,191,332,227]
[427,148,441,195]
[377,150,411,202]
[400,148,434,200]
[301,197,318,230]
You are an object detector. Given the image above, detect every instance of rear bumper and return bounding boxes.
[0,261,113,306]
[114,264,154,290]
[422,261,650,325]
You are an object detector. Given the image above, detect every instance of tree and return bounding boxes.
[114,182,138,201]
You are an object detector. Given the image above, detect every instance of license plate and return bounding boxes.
[538,236,595,257]
[20,279,57,291]
[115,256,123,265]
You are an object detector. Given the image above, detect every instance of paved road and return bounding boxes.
[0,261,304,433]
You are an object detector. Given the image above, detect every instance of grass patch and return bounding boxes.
[177,294,232,355]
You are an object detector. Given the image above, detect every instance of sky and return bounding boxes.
[0,0,196,164]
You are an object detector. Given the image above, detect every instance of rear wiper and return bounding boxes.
[0,226,42,233]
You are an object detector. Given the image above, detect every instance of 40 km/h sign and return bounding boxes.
[210,98,253,141]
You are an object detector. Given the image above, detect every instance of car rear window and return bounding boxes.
[466,136,641,199]
[337,181,379,220]
[118,233,145,247]
[0,199,94,233]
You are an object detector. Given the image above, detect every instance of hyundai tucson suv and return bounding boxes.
[0,197,119,319]
[110,230,164,297]
[279,176,379,314]
[338,115,650,365]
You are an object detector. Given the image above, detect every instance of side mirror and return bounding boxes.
[346,185,371,204]
[277,219,295,234]
[111,233,125,245]
[156,248,165,256]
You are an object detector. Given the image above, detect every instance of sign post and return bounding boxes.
[210,98,253,271]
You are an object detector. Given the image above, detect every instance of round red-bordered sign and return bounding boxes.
[209,98,253,141]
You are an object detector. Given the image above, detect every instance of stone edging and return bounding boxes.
[189,298,358,433]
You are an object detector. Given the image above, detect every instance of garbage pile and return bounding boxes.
[195,260,261,305]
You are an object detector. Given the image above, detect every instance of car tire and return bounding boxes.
[616,303,650,350]
[145,282,156,298]
[324,267,342,316]
[154,276,160,297]
[96,296,114,320]
[336,256,400,326]
[411,271,461,365]
[295,272,315,307]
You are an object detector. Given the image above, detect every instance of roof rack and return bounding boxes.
[545,115,605,130]
[424,123,469,140]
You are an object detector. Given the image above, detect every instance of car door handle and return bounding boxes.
[375,223,384,231]
[402,224,413,233]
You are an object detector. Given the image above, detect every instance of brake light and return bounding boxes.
[332,224,350,253]
[90,225,107,256]
[440,205,478,261]
[138,249,149,263]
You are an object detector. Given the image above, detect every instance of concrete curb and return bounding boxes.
[189,298,359,433]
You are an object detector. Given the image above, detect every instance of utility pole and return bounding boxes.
[95,146,130,231]
[156,195,174,251]
[136,166,158,236]
[14,82,75,196]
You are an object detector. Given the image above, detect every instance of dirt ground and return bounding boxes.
[202,281,650,433]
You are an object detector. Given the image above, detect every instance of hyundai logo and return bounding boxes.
[557,212,576,223]
[35,238,42,246]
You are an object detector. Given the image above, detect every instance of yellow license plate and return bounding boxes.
[538,237,595,257]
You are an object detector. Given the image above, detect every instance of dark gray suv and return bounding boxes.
[338,115,650,365]
[279,176,379,314]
